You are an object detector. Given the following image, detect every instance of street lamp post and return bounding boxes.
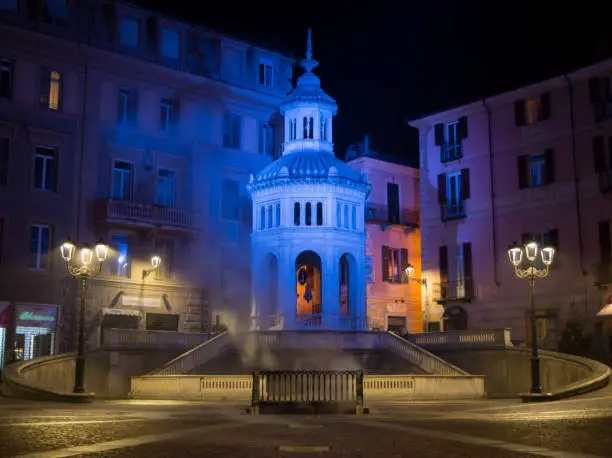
[507,239,556,394]
[60,238,109,393]
[406,264,427,285]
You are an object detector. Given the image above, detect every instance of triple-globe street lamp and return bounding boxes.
[507,239,556,394]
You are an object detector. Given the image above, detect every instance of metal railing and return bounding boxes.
[268,313,366,330]
[432,278,475,302]
[250,370,364,413]
[148,331,229,376]
[96,199,199,230]
[365,203,419,227]
[407,329,513,349]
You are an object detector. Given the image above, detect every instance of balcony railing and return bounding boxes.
[96,199,199,232]
[432,278,475,303]
[365,203,419,227]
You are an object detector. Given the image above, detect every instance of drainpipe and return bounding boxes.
[563,74,589,312]
[482,100,500,286]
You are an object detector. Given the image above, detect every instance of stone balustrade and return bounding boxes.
[101,328,214,350]
[406,328,513,349]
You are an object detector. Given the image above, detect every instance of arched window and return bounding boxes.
[305,202,312,226]
[275,203,281,227]
[336,203,341,227]
[351,206,357,230]
[259,206,265,230]
[343,205,349,228]
[316,202,323,225]
[267,205,273,228]
[303,117,308,139]
[294,202,300,226]
[308,117,314,139]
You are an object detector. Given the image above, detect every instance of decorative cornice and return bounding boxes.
[247,176,371,195]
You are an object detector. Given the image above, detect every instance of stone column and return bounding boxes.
[323,249,340,329]
[278,248,296,330]
[352,246,368,330]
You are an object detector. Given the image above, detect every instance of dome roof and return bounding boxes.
[253,150,364,184]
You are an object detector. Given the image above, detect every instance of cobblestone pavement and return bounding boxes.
[2,391,612,457]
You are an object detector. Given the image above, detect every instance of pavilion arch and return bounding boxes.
[295,250,322,317]
[338,252,358,317]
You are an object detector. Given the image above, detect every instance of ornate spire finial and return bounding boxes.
[300,28,318,74]
[306,28,313,60]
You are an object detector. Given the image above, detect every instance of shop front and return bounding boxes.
[0,302,12,368]
[13,304,58,361]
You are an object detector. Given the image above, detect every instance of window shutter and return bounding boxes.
[599,221,611,263]
[382,245,390,282]
[437,173,447,204]
[463,242,473,297]
[540,92,551,120]
[458,116,468,139]
[400,248,409,281]
[439,246,448,283]
[39,69,50,107]
[434,123,444,146]
[128,89,138,126]
[589,77,601,103]
[593,136,606,173]
[461,168,470,199]
[544,148,555,184]
[517,155,528,189]
[514,100,525,126]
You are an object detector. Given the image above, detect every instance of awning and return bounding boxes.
[596,304,612,318]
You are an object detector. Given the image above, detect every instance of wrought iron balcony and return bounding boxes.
[432,278,475,303]
[95,199,199,233]
[365,203,419,227]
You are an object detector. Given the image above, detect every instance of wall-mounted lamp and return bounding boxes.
[142,255,162,280]
[406,264,427,285]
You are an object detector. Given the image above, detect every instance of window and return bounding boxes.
[518,150,554,189]
[154,238,174,280]
[275,203,281,227]
[387,182,399,224]
[223,113,241,149]
[33,146,57,192]
[161,28,180,59]
[259,206,265,230]
[0,58,13,99]
[157,169,175,207]
[117,89,130,124]
[438,169,470,220]
[289,118,297,140]
[160,98,178,131]
[258,61,275,88]
[343,205,349,229]
[381,246,408,283]
[267,205,273,228]
[259,121,275,156]
[316,202,323,226]
[0,137,8,186]
[110,235,129,277]
[221,179,239,220]
[438,243,474,299]
[29,225,51,270]
[305,202,312,226]
[112,161,132,200]
[320,117,327,141]
[120,18,140,47]
[294,202,300,226]
[0,0,18,11]
[39,70,61,111]
[434,117,467,162]
[336,202,341,227]
[514,93,551,126]
[44,0,68,25]
[351,206,357,230]
[303,116,314,139]
[529,154,545,187]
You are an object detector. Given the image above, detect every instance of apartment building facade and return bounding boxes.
[0,0,293,365]
[346,139,422,333]
[410,58,612,349]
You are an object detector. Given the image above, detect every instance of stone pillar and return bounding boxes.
[352,246,367,330]
[323,250,340,329]
[278,248,296,330]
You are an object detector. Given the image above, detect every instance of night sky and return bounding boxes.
[135,1,612,167]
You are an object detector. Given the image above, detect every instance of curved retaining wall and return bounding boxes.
[433,347,610,400]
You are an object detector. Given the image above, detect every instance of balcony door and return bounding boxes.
[112,161,132,200]
[439,242,473,300]
[157,169,176,207]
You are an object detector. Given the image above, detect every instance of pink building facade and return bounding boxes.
[410,59,612,349]
[346,141,422,333]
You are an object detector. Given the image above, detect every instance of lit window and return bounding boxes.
[529,154,546,187]
[29,224,51,270]
[48,71,60,110]
[526,98,542,125]
[112,161,132,200]
[111,235,129,277]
